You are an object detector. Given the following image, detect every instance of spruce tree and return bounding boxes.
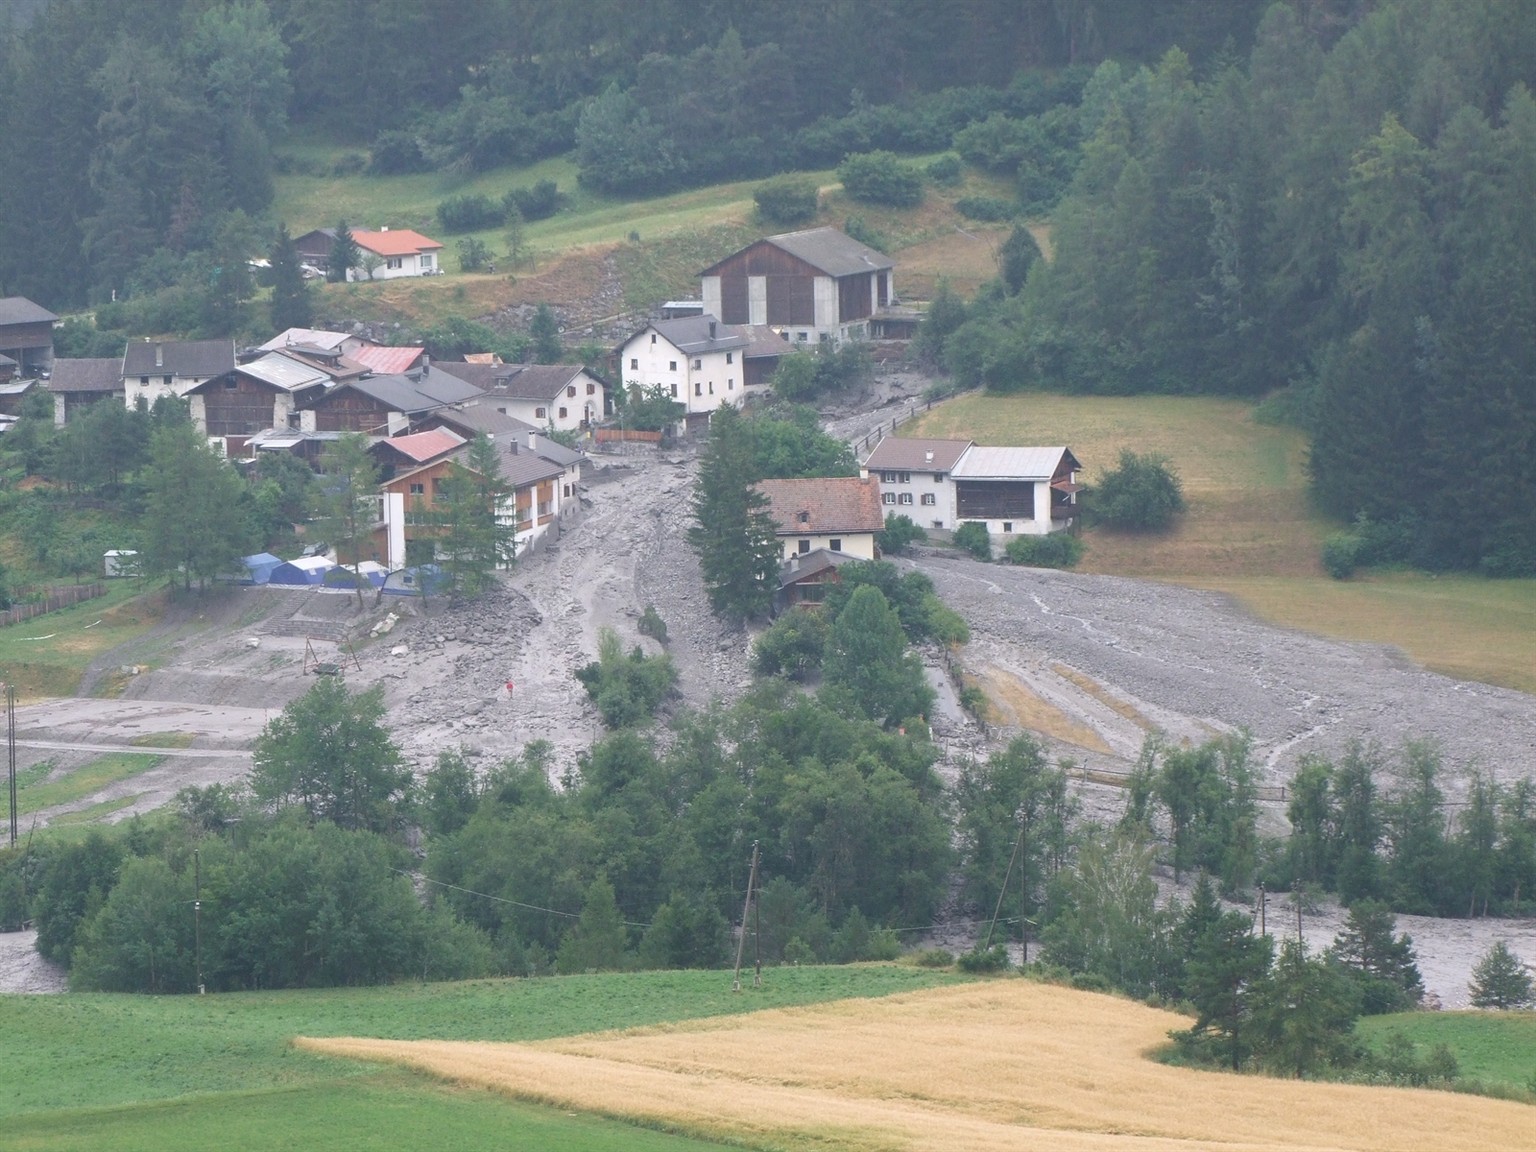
[686,405,778,623]
[1468,940,1534,1010]
[328,219,361,283]
[317,432,381,607]
[530,304,563,363]
[821,584,934,727]
[1328,900,1423,1014]
[268,223,313,331]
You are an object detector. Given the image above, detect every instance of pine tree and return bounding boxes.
[317,432,381,607]
[434,434,516,600]
[1181,910,1273,1070]
[686,405,779,623]
[821,584,934,727]
[1252,939,1360,1078]
[1468,940,1534,1010]
[530,303,563,363]
[1328,900,1423,1014]
[268,223,313,331]
[327,219,360,283]
[556,875,629,973]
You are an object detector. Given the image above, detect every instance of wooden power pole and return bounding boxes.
[732,840,760,993]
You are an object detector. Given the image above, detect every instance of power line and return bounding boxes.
[395,869,654,929]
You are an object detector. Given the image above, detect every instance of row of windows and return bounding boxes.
[883,492,937,506]
[629,352,736,370]
[797,538,842,553]
[565,383,597,397]
[879,471,946,483]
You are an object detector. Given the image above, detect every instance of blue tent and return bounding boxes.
[268,556,337,586]
[239,553,283,585]
[323,562,387,590]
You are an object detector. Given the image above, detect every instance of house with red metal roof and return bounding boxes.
[350,343,426,375]
[348,228,444,281]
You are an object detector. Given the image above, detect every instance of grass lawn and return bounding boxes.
[0,583,162,702]
[908,392,1536,694]
[1357,1011,1536,1090]
[0,966,965,1119]
[15,752,162,817]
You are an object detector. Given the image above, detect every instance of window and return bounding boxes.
[798,539,811,554]
[223,377,238,389]
[830,539,842,552]
[558,407,568,419]
[899,493,913,505]
[797,511,810,524]
[883,492,896,504]
[567,385,576,398]
[387,256,403,270]
[669,360,677,371]
[796,331,809,342]
[140,376,149,385]
[670,384,678,397]
[1002,522,1013,533]
[933,519,944,528]
[692,358,702,370]
[694,382,702,396]
[708,382,714,394]
[163,375,173,386]
[586,382,595,395]
[935,473,945,482]
[421,253,433,268]
[726,352,734,364]
[409,482,425,496]
[727,379,734,390]
[900,472,911,483]
[630,358,638,369]
[650,333,657,345]
[535,406,547,418]
[921,493,936,505]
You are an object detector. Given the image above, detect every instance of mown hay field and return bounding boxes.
[907,394,1536,695]
[302,981,1536,1152]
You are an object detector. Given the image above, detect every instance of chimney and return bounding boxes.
[381,225,389,232]
[421,353,430,375]
[859,466,869,480]
[925,450,934,464]
[708,320,716,339]
[154,343,163,369]
[527,429,538,452]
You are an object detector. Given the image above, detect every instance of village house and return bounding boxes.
[294,366,481,435]
[349,228,444,281]
[0,296,58,377]
[864,436,1082,540]
[863,436,974,530]
[616,317,755,430]
[258,327,370,357]
[435,362,607,434]
[121,339,236,409]
[46,358,125,425]
[754,475,885,562]
[700,227,895,347]
[349,343,426,375]
[185,351,332,454]
[424,403,584,523]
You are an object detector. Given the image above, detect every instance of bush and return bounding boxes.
[1322,532,1360,579]
[436,193,503,233]
[842,215,888,253]
[836,151,924,207]
[925,153,964,186]
[954,196,1016,222]
[751,607,827,681]
[956,944,1009,972]
[1003,532,1082,569]
[456,237,491,272]
[502,180,562,222]
[1092,450,1185,532]
[912,947,954,968]
[877,513,927,554]
[953,521,991,560]
[574,627,678,728]
[754,175,819,226]
[637,604,668,643]
[368,130,430,174]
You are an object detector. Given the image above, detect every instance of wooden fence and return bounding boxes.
[0,582,107,628]
[850,394,952,457]
[595,427,663,444]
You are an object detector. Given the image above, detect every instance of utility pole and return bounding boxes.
[7,683,16,848]
[194,848,204,995]
[1258,882,1266,937]
[1295,878,1303,943]
[732,840,760,993]
[984,815,1027,953]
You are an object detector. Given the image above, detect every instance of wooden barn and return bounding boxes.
[700,227,895,347]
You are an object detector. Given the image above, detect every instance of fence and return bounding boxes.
[594,427,663,444]
[850,393,959,457]
[0,582,107,628]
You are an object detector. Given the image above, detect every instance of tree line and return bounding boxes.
[918,0,1536,575]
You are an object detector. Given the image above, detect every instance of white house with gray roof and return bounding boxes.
[617,316,760,427]
[121,339,236,409]
[863,436,1082,542]
[434,362,606,433]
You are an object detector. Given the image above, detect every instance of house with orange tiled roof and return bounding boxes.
[349,228,444,281]
[753,475,884,562]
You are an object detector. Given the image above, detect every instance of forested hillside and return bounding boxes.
[0,0,1263,310]
[928,1,1536,575]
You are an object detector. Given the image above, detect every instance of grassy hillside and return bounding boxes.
[908,393,1536,695]
[0,966,963,1152]
[0,583,162,702]
[1357,1011,1536,1092]
[272,145,1016,332]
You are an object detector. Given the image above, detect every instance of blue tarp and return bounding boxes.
[268,557,336,586]
[239,553,283,585]
[323,562,387,590]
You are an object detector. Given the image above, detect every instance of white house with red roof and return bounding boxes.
[348,228,444,281]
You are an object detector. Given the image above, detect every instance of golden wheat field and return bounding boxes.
[299,981,1536,1152]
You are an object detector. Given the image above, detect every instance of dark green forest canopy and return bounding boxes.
[0,0,1264,307]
